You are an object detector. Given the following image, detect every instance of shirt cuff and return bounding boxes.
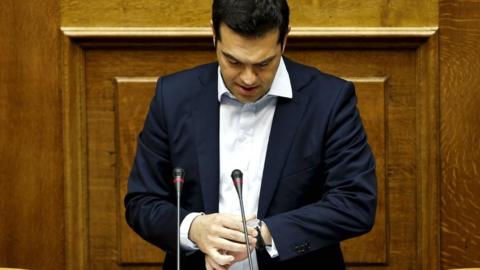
[265,237,279,258]
[180,212,203,250]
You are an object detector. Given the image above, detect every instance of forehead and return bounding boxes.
[217,24,281,63]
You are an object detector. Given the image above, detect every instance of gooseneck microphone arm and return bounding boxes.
[173,167,185,270]
[231,169,254,270]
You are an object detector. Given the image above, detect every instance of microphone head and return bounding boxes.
[231,169,243,197]
[173,167,185,192]
[231,169,243,180]
[173,167,185,179]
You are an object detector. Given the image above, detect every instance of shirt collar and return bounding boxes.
[217,57,293,102]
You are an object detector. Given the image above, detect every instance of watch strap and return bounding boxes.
[255,220,267,250]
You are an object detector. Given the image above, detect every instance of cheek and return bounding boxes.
[257,70,276,84]
[221,68,239,83]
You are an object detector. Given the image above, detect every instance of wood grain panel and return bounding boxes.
[115,77,164,264]
[0,0,64,269]
[61,0,437,27]
[289,0,437,27]
[440,0,480,269]
[78,40,426,269]
[341,78,388,264]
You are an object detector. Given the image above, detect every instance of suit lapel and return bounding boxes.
[192,64,220,214]
[257,59,311,218]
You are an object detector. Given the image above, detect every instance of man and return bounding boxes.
[125,0,377,269]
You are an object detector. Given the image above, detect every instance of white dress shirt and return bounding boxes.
[180,57,292,269]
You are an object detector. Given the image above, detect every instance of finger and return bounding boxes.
[214,237,255,253]
[247,226,257,237]
[224,219,257,237]
[205,259,213,270]
[239,224,258,238]
[206,255,228,270]
[225,221,256,236]
[210,256,229,270]
[218,215,243,230]
[216,226,256,243]
[212,214,257,241]
[214,214,255,230]
[208,248,235,266]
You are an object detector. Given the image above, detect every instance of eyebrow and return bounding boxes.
[221,51,277,65]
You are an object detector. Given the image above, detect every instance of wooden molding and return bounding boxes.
[416,33,440,270]
[60,26,438,49]
[61,26,437,39]
[62,35,88,270]
[60,26,438,50]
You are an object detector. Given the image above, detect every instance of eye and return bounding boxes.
[227,58,239,65]
[256,61,270,68]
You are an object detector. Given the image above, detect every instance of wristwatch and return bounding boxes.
[253,220,269,250]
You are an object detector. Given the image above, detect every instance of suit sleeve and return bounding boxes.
[124,78,189,252]
[264,81,377,261]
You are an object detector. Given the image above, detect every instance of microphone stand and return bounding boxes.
[173,168,185,270]
[231,169,254,270]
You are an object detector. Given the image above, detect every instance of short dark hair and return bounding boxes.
[212,0,290,45]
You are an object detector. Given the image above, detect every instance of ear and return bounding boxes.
[282,25,291,53]
[210,20,216,46]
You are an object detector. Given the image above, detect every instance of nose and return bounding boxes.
[239,66,257,86]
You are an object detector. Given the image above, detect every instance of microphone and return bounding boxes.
[231,169,254,270]
[173,167,185,194]
[173,167,185,270]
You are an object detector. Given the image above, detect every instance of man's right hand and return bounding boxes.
[189,213,257,266]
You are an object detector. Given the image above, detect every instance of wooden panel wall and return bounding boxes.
[1,0,479,269]
[61,0,437,27]
[440,0,480,269]
[59,1,441,269]
[60,32,438,270]
[0,0,64,269]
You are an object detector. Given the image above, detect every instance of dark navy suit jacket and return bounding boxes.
[125,58,377,270]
